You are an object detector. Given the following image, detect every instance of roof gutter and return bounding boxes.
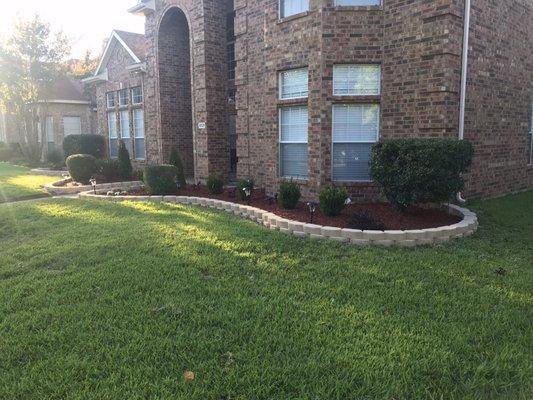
[457,0,471,205]
[458,0,471,141]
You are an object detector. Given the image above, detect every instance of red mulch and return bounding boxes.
[124,185,460,231]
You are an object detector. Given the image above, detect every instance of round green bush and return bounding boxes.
[207,173,224,195]
[319,186,348,217]
[66,154,97,184]
[63,135,106,159]
[143,165,178,195]
[279,180,301,209]
[370,139,474,211]
[95,159,120,182]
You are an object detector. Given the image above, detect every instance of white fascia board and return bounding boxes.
[82,70,109,84]
[95,31,141,76]
[126,62,147,74]
[128,0,155,15]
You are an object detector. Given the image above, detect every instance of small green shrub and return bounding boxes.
[279,180,301,209]
[96,159,120,182]
[370,139,474,211]
[63,135,106,159]
[46,149,64,170]
[117,141,133,181]
[319,186,347,217]
[66,154,97,184]
[238,177,254,201]
[143,165,178,195]
[169,147,186,188]
[207,173,224,195]
[133,169,144,182]
[0,143,22,162]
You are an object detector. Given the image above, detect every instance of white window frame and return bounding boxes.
[63,116,82,137]
[108,112,118,158]
[334,0,382,6]
[333,64,382,96]
[133,109,145,160]
[279,68,309,100]
[119,89,129,107]
[119,110,132,155]
[279,105,309,179]
[331,103,380,182]
[131,87,143,105]
[279,0,309,19]
[106,92,116,109]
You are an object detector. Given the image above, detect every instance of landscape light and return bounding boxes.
[89,178,97,194]
[307,201,318,223]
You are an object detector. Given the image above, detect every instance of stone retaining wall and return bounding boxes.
[78,191,478,248]
[45,180,143,196]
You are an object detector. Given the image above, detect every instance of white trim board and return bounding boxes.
[95,31,142,76]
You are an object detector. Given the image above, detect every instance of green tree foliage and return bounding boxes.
[0,16,70,159]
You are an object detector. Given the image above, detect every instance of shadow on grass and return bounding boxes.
[0,195,531,399]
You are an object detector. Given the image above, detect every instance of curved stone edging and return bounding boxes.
[45,180,144,196]
[78,191,478,248]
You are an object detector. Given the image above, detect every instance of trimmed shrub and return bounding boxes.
[207,173,224,195]
[117,141,133,180]
[66,154,97,184]
[279,180,301,209]
[319,186,348,217]
[46,149,64,170]
[143,165,178,195]
[133,169,144,182]
[350,211,386,231]
[0,143,22,162]
[96,159,120,182]
[238,177,254,201]
[370,139,474,211]
[169,147,186,188]
[63,134,106,159]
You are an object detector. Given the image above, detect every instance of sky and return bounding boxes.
[0,0,145,59]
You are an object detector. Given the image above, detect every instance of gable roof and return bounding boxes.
[95,30,147,76]
[40,75,90,104]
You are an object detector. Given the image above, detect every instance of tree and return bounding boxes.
[0,15,70,161]
[68,50,100,79]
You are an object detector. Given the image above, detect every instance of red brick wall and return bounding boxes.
[463,0,533,198]
[234,0,532,200]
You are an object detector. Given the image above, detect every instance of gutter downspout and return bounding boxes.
[457,0,471,204]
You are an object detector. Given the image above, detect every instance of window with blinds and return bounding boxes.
[133,109,145,160]
[108,112,118,157]
[279,106,309,179]
[63,117,81,136]
[119,110,132,155]
[280,68,308,100]
[333,64,381,96]
[280,0,309,19]
[332,104,380,181]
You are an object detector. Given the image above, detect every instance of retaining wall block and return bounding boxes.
[303,224,322,236]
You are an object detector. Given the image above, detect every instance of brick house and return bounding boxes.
[1,75,95,156]
[87,0,533,200]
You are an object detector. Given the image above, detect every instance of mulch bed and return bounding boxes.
[121,185,460,231]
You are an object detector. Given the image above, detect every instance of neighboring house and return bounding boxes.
[87,0,533,200]
[36,75,95,155]
[83,30,148,163]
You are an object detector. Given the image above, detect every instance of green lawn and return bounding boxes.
[0,192,531,399]
[0,162,58,203]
